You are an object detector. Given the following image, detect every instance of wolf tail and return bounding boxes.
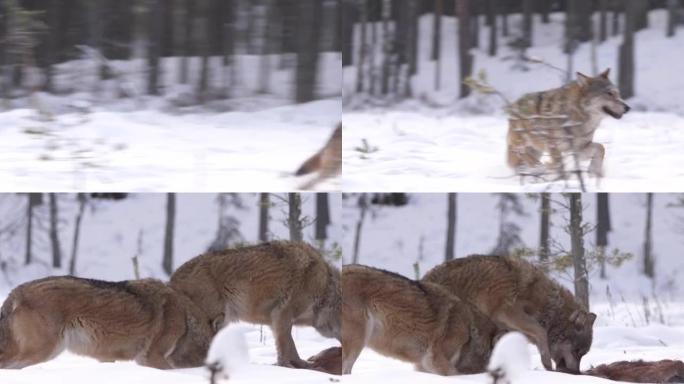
[295,151,322,176]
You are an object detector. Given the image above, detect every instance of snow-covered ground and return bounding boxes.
[0,54,342,191]
[0,324,339,384]
[343,10,684,192]
[342,193,684,383]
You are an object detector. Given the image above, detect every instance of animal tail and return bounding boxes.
[295,150,322,176]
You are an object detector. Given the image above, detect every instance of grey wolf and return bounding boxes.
[296,123,342,190]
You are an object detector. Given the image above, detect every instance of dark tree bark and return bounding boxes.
[288,193,303,242]
[566,0,593,48]
[539,0,550,23]
[569,193,589,309]
[315,193,330,242]
[197,0,210,101]
[522,0,533,47]
[162,193,176,276]
[445,193,457,261]
[612,0,621,36]
[618,0,635,98]
[380,0,391,95]
[352,193,368,264]
[470,3,479,48]
[49,193,62,268]
[643,193,654,278]
[539,193,550,262]
[634,0,648,31]
[596,193,611,279]
[258,193,270,242]
[69,193,87,276]
[44,0,59,92]
[433,0,443,89]
[295,0,323,103]
[667,0,678,37]
[174,0,189,84]
[147,0,162,95]
[487,0,497,56]
[25,193,42,265]
[356,0,367,92]
[501,0,508,37]
[342,0,355,66]
[457,0,473,98]
[599,0,608,42]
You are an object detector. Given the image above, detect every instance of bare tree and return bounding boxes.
[522,0,533,47]
[643,193,654,278]
[596,193,611,279]
[258,193,270,242]
[69,193,87,275]
[162,193,176,276]
[147,0,162,95]
[457,0,473,98]
[196,0,210,101]
[568,193,589,309]
[599,0,608,42]
[342,0,355,67]
[288,193,303,242]
[619,0,636,98]
[49,193,62,268]
[491,193,526,255]
[667,0,678,37]
[315,193,330,246]
[445,193,457,261]
[433,0,443,89]
[356,0,367,92]
[539,193,550,262]
[352,193,368,263]
[487,0,497,57]
[295,0,323,102]
[25,193,42,265]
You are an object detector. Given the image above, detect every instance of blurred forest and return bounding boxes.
[342,0,684,101]
[0,0,342,107]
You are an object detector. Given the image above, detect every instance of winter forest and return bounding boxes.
[342,0,684,192]
[341,192,684,383]
[0,0,342,191]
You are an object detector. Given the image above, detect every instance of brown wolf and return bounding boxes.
[506,69,630,177]
[342,264,501,376]
[295,123,342,190]
[0,276,213,369]
[586,359,684,383]
[422,255,596,373]
[306,346,341,375]
[169,240,341,369]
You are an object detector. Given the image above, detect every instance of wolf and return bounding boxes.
[169,240,341,369]
[0,276,213,369]
[586,359,684,383]
[295,123,342,190]
[306,346,341,375]
[422,255,596,373]
[342,264,502,376]
[506,69,630,177]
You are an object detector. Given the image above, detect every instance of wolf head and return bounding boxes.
[576,69,630,119]
[551,309,597,373]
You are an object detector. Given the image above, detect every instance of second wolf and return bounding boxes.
[295,123,342,190]
[422,255,597,373]
[0,276,213,369]
[342,264,501,375]
[170,240,341,369]
[506,69,630,177]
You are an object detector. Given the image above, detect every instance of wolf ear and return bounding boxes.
[576,72,591,87]
[587,312,597,326]
[599,68,611,79]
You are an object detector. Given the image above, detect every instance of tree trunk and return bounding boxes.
[445,193,457,261]
[643,193,654,278]
[197,0,210,101]
[49,193,62,268]
[69,193,87,275]
[487,0,497,56]
[539,193,550,262]
[352,193,368,264]
[433,0,443,89]
[258,0,273,94]
[288,193,303,242]
[315,193,330,242]
[596,193,611,279]
[501,0,508,37]
[618,0,635,99]
[147,0,162,95]
[457,0,473,98]
[162,193,176,276]
[25,193,41,265]
[667,0,677,37]
[634,0,648,31]
[258,193,269,242]
[612,0,621,36]
[569,193,589,309]
[522,0,533,47]
[355,0,367,92]
[380,0,391,95]
[539,0,550,23]
[295,0,322,103]
[88,0,106,83]
[174,0,189,83]
[599,0,608,42]
[342,0,355,66]
[44,0,59,92]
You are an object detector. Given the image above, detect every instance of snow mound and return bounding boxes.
[206,325,251,380]
[487,332,531,384]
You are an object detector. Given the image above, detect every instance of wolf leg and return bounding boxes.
[0,306,63,368]
[271,307,309,368]
[419,343,460,375]
[496,306,553,371]
[341,306,367,374]
[579,143,605,177]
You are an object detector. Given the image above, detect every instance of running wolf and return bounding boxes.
[342,264,501,375]
[422,255,596,373]
[0,276,213,369]
[295,123,342,190]
[169,241,341,369]
[506,69,630,177]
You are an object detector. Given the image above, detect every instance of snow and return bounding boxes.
[343,10,684,192]
[341,193,684,383]
[206,325,250,379]
[487,332,531,384]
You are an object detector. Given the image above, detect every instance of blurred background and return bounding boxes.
[0,0,342,191]
[0,192,341,293]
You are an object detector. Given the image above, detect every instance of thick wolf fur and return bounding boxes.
[306,346,341,375]
[169,240,341,369]
[0,276,213,369]
[342,265,501,376]
[422,255,596,373]
[506,68,630,177]
[586,359,684,383]
[296,123,342,190]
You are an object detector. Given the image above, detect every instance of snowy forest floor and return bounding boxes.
[0,322,340,384]
[342,10,684,192]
